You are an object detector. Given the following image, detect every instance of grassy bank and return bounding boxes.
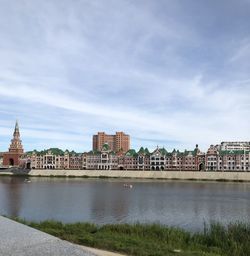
[14,219,250,256]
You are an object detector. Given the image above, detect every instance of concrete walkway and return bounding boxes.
[0,216,124,256]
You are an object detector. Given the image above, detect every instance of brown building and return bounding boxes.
[93,132,130,153]
[3,121,24,167]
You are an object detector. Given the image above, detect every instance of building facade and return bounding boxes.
[149,145,205,171]
[206,145,249,171]
[21,144,250,172]
[0,153,3,167]
[219,142,250,151]
[93,132,130,153]
[25,149,83,170]
[83,145,205,171]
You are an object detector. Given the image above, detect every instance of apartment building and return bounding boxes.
[93,132,130,153]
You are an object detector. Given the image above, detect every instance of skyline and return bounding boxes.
[1,120,249,153]
[0,0,250,152]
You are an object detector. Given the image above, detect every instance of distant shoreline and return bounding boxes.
[1,169,250,182]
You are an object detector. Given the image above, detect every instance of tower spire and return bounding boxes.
[15,119,19,130]
[13,120,20,138]
[3,120,24,167]
[9,120,23,153]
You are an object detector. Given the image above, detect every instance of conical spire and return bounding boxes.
[9,120,23,153]
[13,120,20,139]
[15,120,19,130]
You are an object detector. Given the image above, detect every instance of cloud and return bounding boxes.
[229,39,250,63]
[0,0,250,152]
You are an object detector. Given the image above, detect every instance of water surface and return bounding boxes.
[0,176,249,231]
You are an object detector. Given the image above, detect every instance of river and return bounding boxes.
[0,176,249,231]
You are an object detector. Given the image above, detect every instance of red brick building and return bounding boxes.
[93,132,130,153]
[3,121,24,167]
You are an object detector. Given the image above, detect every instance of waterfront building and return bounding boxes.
[84,143,118,170]
[93,132,130,153]
[23,143,249,172]
[219,141,250,151]
[0,153,3,167]
[20,144,249,172]
[137,147,150,170]
[206,145,250,171]
[182,145,205,171]
[123,149,138,170]
[150,147,166,170]
[206,145,219,171]
[84,151,99,170]
[25,149,83,170]
[69,152,83,170]
[3,121,24,167]
[150,145,205,171]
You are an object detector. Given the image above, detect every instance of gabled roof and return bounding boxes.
[137,147,151,156]
[159,147,167,155]
[183,150,195,156]
[151,147,161,156]
[138,147,145,154]
[69,151,82,156]
[88,149,101,155]
[102,143,110,151]
[125,149,138,157]
[144,148,150,155]
[151,147,168,156]
[219,150,250,156]
[29,148,65,156]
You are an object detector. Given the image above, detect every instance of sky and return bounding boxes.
[0,0,250,153]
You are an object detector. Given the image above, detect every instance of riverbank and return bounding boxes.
[1,169,250,182]
[25,170,250,182]
[14,218,250,256]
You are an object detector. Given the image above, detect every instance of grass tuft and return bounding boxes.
[13,218,250,256]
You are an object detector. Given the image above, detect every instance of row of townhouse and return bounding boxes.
[23,144,205,171]
[23,144,250,171]
[23,149,83,170]
[206,145,250,171]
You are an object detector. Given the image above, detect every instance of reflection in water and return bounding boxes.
[90,182,130,223]
[0,177,250,231]
[0,177,24,217]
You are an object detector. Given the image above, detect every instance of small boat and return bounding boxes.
[123,184,133,188]
[24,179,31,183]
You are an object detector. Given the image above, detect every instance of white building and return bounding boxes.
[0,153,3,167]
[220,142,250,151]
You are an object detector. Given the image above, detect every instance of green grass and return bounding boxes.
[12,219,250,256]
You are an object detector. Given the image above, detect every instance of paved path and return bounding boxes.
[0,216,97,256]
[0,216,125,256]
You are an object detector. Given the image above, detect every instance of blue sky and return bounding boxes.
[0,0,250,152]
